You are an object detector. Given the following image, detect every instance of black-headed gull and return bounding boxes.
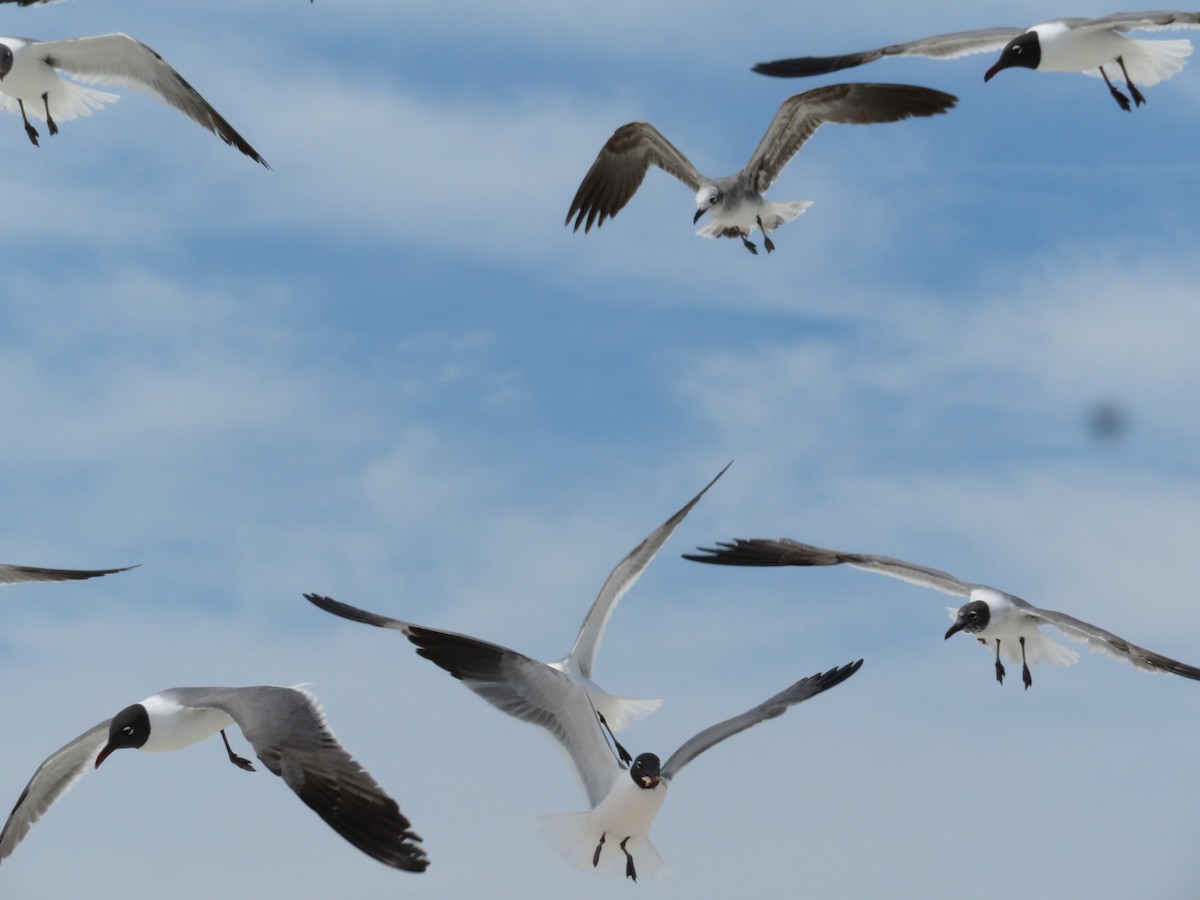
[566,83,956,255]
[753,13,1200,112]
[0,562,134,584]
[685,537,1200,689]
[0,685,427,871]
[308,464,728,731]
[303,590,861,880]
[0,33,268,164]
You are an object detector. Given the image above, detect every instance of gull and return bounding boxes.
[685,537,1200,689]
[0,33,269,165]
[0,685,428,871]
[566,83,956,255]
[308,464,728,731]
[0,562,134,584]
[303,590,862,880]
[752,13,1200,112]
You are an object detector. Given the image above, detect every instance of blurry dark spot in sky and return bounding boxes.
[1086,400,1128,442]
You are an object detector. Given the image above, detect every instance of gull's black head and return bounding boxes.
[945,599,991,640]
[630,753,662,789]
[95,703,150,768]
[985,31,1041,82]
[0,46,13,81]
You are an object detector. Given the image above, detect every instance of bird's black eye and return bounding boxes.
[122,726,134,735]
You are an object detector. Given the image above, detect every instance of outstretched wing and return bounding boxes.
[684,537,972,598]
[565,462,731,678]
[565,121,704,232]
[753,27,1021,78]
[661,661,862,781]
[0,563,136,585]
[1013,601,1200,680]
[35,34,268,167]
[0,720,110,862]
[172,685,428,872]
[1073,11,1200,34]
[742,83,957,193]
[302,594,622,807]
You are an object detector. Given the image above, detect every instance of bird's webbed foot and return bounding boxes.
[1020,636,1033,690]
[17,100,40,146]
[740,234,759,255]
[41,93,58,136]
[221,728,256,771]
[757,217,775,253]
[592,833,606,868]
[994,640,1006,685]
[620,836,637,882]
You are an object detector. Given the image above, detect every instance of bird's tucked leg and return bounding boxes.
[17,99,40,146]
[757,216,775,253]
[1116,56,1145,107]
[619,836,637,882]
[1099,65,1132,111]
[739,234,759,255]
[1020,636,1032,690]
[220,728,256,771]
[994,639,1006,685]
[597,711,632,765]
[40,92,58,136]
[592,833,606,868]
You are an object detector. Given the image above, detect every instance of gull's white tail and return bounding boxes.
[31,82,120,123]
[539,811,669,879]
[1086,38,1192,86]
[594,695,662,733]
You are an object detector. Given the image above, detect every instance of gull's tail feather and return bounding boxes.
[539,812,669,879]
[594,696,662,733]
[988,633,1080,667]
[43,82,119,123]
[1085,38,1192,86]
[758,199,814,232]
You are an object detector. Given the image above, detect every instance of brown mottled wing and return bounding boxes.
[0,563,136,585]
[742,83,957,193]
[566,121,704,232]
[752,27,1021,78]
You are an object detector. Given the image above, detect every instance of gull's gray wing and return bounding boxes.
[166,685,427,872]
[684,537,972,598]
[0,563,136,585]
[1009,600,1200,679]
[302,594,622,807]
[565,462,731,679]
[34,34,268,167]
[752,27,1023,78]
[1072,11,1200,33]
[0,720,110,862]
[566,121,705,233]
[661,660,862,781]
[741,83,957,193]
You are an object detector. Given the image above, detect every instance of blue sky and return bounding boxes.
[1,0,1199,896]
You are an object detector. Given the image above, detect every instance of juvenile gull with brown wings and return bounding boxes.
[566,83,956,254]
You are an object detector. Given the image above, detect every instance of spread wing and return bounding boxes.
[741,83,957,193]
[0,563,136,585]
[565,462,730,678]
[34,34,268,167]
[565,121,704,232]
[0,720,110,862]
[1073,11,1200,33]
[753,27,1021,77]
[661,661,862,781]
[170,685,427,872]
[684,537,972,598]
[1012,601,1200,679]
[302,594,622,807]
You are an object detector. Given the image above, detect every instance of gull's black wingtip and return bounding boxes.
[752,56,853,78]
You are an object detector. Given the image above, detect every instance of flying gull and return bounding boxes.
[685,537,1200,689]
[0,685,428,871]
[566,83,956,254]
[753,13,1200,112]
[0,33,269,165]
[304,589,860,879]
[308,463,729,731]
[0,562,134,585]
